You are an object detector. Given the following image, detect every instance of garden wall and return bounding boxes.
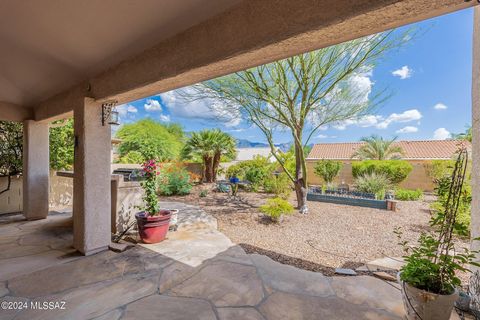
[306,160,435,191]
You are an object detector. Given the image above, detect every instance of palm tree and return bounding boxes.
[181,129,237,182]
[353,135,403,160]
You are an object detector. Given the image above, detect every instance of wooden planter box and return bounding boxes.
[307,192,396,211]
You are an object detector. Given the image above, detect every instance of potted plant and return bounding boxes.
[135,159,172,244]
[395,147,479,320]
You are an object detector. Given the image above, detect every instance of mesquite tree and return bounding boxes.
[186,31,409,213]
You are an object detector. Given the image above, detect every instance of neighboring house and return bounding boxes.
[306,140,471,191]
[234,147,277,162]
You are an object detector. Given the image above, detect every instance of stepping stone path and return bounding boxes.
[0,203,459,319]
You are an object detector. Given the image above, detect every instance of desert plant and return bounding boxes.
[352,160,412,185]
[263,173,292,199]
[226,156,275,191]
[354,172,391,199]
[395,188,423,201]
[199,190,208,197]
[260,198,294,222]
[353,135,403,160]
[313,160,343,184]
[157,163,192,196]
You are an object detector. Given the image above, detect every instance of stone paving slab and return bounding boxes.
[0,208,461,320]
[123,295,217,320]
[169,261,265,307]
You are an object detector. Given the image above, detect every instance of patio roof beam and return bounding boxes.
[0,102,33,122]
[33,0,476,122]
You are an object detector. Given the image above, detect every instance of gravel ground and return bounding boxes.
[159,184,470,279]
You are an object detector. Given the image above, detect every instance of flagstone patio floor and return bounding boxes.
[0,206,460,320]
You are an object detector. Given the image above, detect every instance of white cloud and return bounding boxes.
[317,134,328,139]
[144,99,162,112]
[433,128,451,140]
[392,66,412,79]
[396,126,418,134]
[332,109,422,130]
[318,125,329,131]
[159,89,241,127]
[376,109,422,129]
[116,104,138,117]
[127,105,138,113]
[159,114,170,122]
[433,103,448,110]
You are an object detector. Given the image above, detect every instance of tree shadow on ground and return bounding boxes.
[239,243,363,276]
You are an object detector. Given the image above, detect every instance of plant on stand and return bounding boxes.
[395,146,479,320]
[135,159,172,244]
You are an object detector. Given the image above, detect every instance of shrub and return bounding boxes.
[263,173,292,199]
[313,160,342,183]
[260,198,294,222]
[354,172,391,199]
[226,156,275,191]
[395,188,423,201]
[199,190,208,197]
[352,160,412,185]
[157,163,192,196]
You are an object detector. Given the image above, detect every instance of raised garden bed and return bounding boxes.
[307,188,395,211]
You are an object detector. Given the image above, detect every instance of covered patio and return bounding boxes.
[0,0,479,319]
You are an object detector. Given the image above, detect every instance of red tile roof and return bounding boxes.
[307,140,471,160]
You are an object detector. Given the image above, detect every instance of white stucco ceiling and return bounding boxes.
[0,0,241,107]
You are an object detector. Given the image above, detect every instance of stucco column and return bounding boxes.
[73,97,111,255]
[472,6,480,266]
[22,120,50,220]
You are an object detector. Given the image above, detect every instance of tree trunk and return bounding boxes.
[293,137,309,214]
[294,178,308,214]
[212,152,221,182]
[203,156,213,183]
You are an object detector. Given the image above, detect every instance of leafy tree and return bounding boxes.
[116,119,184,162]
[314,160,343,184]
[181,129,236,182]
[0,121,23,195]
[49,119,74,170]
[353,135,403,160]
[118,151,144,164]
[185,31,408,213]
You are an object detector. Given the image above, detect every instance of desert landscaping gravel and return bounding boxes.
[160,185,470,277]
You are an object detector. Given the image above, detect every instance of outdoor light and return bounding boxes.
[101,101,120,126]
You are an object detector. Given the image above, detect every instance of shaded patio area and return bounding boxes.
[0,205,416,320]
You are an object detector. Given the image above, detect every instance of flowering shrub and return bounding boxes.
[141,159,160,216]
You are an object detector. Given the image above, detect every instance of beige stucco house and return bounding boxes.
[306,140,471,191]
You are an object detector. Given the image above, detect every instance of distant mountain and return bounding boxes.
[236,139,269,148]
[236,139,293,152]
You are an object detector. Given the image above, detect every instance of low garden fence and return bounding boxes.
[307,187,396,211]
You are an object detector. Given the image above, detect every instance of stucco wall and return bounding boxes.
[306,160,435,191]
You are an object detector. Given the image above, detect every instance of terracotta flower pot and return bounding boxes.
[397,272,458,320]
[135,210,171,244]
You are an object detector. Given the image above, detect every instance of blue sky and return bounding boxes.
[115,8,473,144]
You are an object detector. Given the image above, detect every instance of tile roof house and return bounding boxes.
[307,140,470,160]
[306,140,471,191]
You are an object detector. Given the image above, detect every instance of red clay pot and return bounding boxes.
[135,210,172,244]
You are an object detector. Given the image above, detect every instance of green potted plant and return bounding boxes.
[135,159,172,244]
[395,147,479,320]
